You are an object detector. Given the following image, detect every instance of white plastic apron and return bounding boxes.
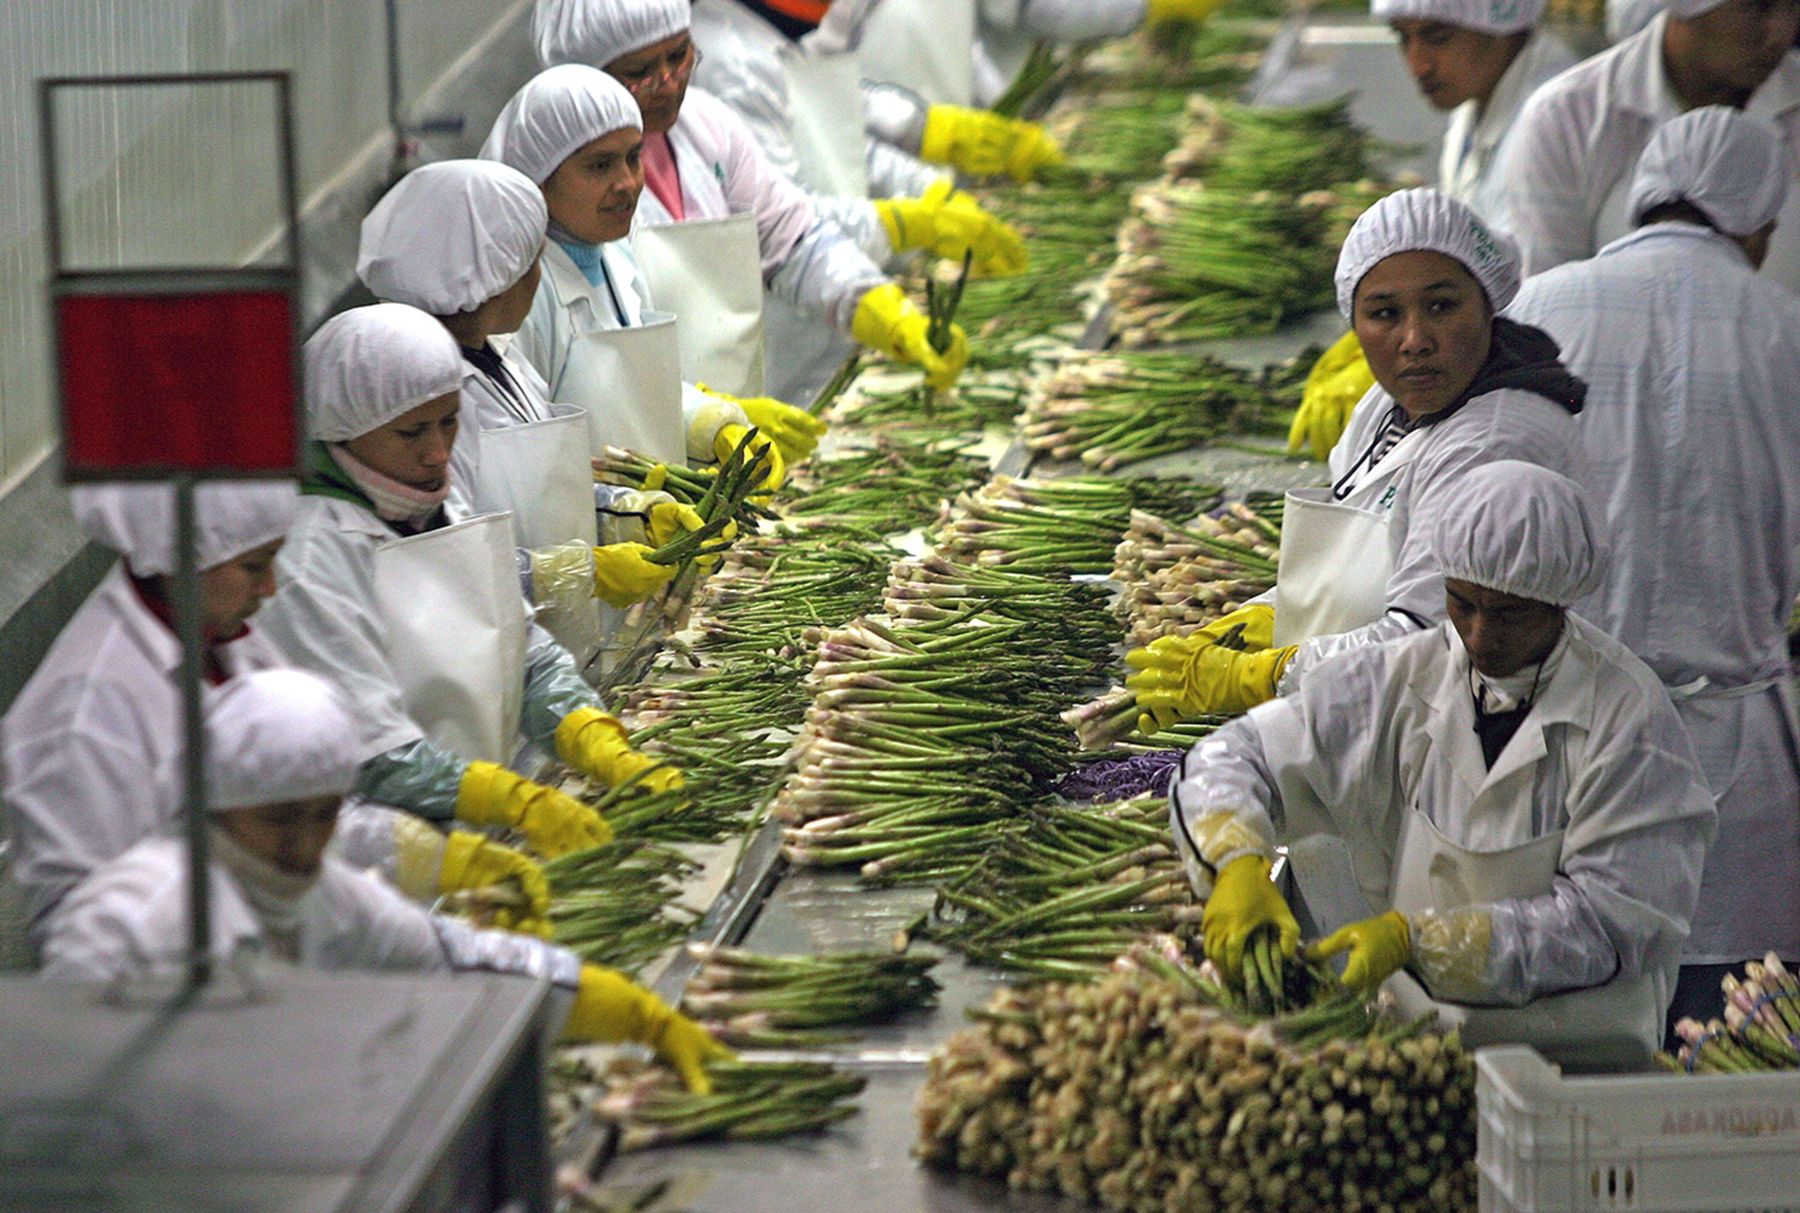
[631,214,768,398]
[1271,488,1394,647]
[560,311,687,468]
[784,51,869,198]
[471,405,605,670]
[856,0,976,107]
[1383,809,1668,1070]
[372,513,526,767]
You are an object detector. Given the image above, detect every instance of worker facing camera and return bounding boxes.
[1389,18,1530,113]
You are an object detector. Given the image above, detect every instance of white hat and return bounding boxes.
[1628,106,1790,237]
[1336,187,1521,318]
[206,669,361,810]
[480,65,644,185]
[1431,460,1606,607]
[72,481,297,577]
[303,303,464,442]
[358,161,548,315]
[534,0,691,70]
[1371,0,1546,34]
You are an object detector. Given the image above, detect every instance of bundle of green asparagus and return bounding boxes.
[779,436,991,532]
[931,475,1218,575]
[1661,952,1800,1072]
[593,430,778,541]
[1104,184,1338,347]
[591,1058,865,1150]
[678,945,941,1046]
[1164,96,1371,195]
[917,960,1477,1213]
[541,835,701,974]
[1020,351,1286,471]
[1112,502,1282,648]
[831,375,1026,435]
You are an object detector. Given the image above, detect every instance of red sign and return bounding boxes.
[57,289,297,476]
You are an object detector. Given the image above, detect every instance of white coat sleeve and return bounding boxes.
[983,0,1148,39]
[1498,88,1600,276]
[1469,681,1714,1007]
[1170,647,1410,898]
[868,141,942,201]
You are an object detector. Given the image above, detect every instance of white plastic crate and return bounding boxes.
[1477,1044,1800,1213]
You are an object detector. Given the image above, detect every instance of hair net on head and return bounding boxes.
[534,0,691,69]
[480,65,645,185]
[1370,0,1545,34]
[206,669,361,811]
[1628,106,1790,237]
[72,481,297,577]
[358,161,548,315]
[304,303,464,442]
[1335,187,1521,318]
[1664,0,1730,16]
[1431,461,1606,607]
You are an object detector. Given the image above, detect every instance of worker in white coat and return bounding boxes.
[357,158,712,592]
[1172,462,1715,1066]
[532,0,973,393]
[1283,0,1578,464]
[1507,108,1800,1027]
[1126,189,1585,727]
[39,668,731,1092]
[255,304,681,869]
[1501,0,1800,283]
[482,65,817,485]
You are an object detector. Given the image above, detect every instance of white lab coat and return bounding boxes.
[0,568,280,941]
[1501,15,1800,284]
[1172,615,1714,1009]
[1439,30,1580,231]
[1508,222,1800,963]
[689,0,940,212]
[37,836,582,1025]
[1279,377,1582,691]
[632,86,888,333]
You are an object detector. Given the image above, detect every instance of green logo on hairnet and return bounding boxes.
[1467,218,1500,266]
[1489,0,1523,21]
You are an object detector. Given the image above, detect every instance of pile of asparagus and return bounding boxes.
[932,475,1217,576]
[830,375,1026,436]
[542,835,701,974]
[1112,501,1283,648]
[1662,952,1800,1072]
[1163,96,1372,196]
[1019,351,1287,472]
[779,436,991,532]
[917,960,1478,1213]
[679,944,941,1047]
[581,1058,865,1151]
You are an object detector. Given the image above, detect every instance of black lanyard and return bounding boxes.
[1470,660,1545,770]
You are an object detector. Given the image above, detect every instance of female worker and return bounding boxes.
[531,0,973,395]
[1172,463,1715,1065]
[39,668,730,1092]
[481,65,810,486]
[255,303,679,872]
[1283,0,1579,462]
[0,483,550,946]
[356,158,709,613]
[1127,188,1586,728]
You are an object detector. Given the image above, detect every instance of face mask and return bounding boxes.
[211,825,321,956]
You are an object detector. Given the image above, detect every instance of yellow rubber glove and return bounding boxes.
[696,387,829,466]
[1195,602,1275,652]
[920,105,1063,181]
[1201,854,1300,986]
[851,283,969,391]
[563,965,736,1093]
[456,761,612,859]
[874,179,1028,278]
[556,706,685,795]
[1307,909,1411,993]
[1288,330,1375,462]
[440,831,553,938]
[592,542,677,608]
[714,423,786,491]
[1146,0,1228,25]
[1124,633,1298,729]
[646,500,706,548]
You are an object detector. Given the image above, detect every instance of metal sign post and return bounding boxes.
[39,72,302,989]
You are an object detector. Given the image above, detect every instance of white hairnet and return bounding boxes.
[358,161,548,315]
[1628,106,1790,237]
[72,481,297,576]
[303,303,464,442]
[480,65,644,185]
[1371,0,1545,33]
[206,669,361,811]
[1431,460,1606,606]
[1335,187,1521,317]
[534,0,691,69]
[1665,0,1729,15]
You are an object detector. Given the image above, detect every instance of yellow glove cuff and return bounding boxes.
[918,107,968,168]
[1187,811,1275,876]
[454,761,523,830]
[556,706,630,771]
[564,963,667,1044]
[390,814,450,902]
